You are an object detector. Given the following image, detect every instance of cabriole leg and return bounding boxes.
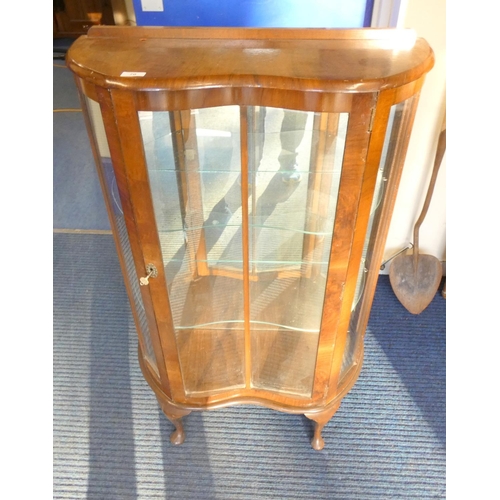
[157,397,191,445]
[304,402,341,451]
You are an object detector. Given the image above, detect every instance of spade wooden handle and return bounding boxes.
[413,114,446,257]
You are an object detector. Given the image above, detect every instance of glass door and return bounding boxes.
[139,104,349,398]
[140,106,246,396]
[246,106,348,397]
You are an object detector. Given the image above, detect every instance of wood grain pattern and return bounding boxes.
[313,93,375,401]
[67,26,434,94]
[136,88,353,114]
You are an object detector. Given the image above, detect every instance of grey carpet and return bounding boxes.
[53,62,81,110]
[53,62,111,231]
[53,232,445,499]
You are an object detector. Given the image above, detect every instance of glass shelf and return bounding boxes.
[157,223,335,236]
[147,167,343,174]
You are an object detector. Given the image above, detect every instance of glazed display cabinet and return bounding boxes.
[67,27,434,450]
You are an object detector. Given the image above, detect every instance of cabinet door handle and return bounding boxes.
[139,264,158,286]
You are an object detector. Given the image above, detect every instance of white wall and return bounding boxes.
[376,0,446,272]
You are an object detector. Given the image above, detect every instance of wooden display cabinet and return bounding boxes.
[67,26,434,450]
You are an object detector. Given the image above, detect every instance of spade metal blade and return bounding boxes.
[389,253,443,315]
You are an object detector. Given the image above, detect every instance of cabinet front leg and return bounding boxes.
[304,402,341,451]
[165,413,188,445]
[157,398,192,445]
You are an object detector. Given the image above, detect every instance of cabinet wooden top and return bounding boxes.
[67,26,434,93]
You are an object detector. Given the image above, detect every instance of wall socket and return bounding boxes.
[140,0,164,12]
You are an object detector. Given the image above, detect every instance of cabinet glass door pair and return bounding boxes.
[141,105,350,398]
[69,27,433,449]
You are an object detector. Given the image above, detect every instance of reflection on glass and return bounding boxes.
[247,107,348,396]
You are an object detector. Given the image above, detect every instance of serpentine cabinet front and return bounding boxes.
[67,26,434,450]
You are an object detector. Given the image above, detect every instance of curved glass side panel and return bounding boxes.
[85,96,159,377]
[339,95,418,380]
